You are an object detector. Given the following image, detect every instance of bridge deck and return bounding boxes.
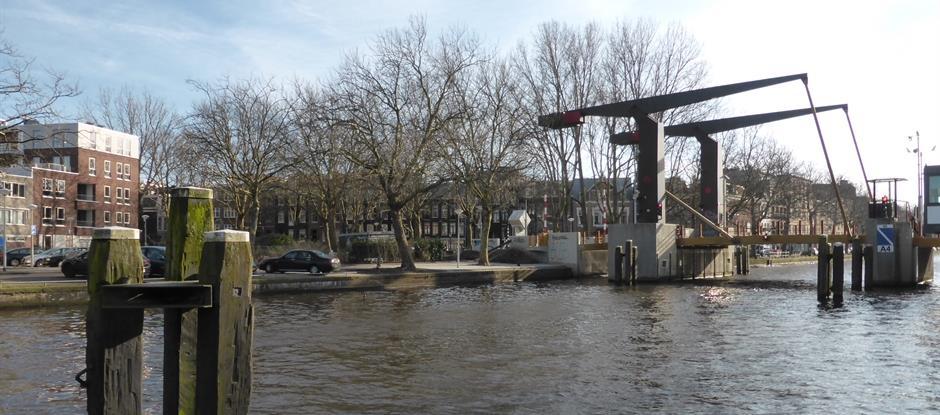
[680,234,940,248]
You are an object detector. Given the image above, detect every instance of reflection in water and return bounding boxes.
[2,263,940,413]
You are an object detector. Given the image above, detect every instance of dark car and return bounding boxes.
[5,247,35,266]
[258,249,340,274]
[61,251,152,279]
[34,247,86,267]
[141,246,166,278]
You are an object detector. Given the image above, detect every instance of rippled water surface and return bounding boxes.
[3,263,940,413]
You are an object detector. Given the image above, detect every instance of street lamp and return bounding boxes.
[0,186,9,272]
[455,207,463,268]
[907,131,933,234]
[28,203,36,267]
[142,214,150,246]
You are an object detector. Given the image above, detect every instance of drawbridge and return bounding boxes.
[539,74,935,293]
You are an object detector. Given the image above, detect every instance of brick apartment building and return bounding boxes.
[7,120,140,248]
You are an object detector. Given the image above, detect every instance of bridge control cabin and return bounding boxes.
[865,177,932,286]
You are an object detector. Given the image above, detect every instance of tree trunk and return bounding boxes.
[249,192,261,240]
[478,207,493,265]
[390,208,416,271]
[327,208,339,253]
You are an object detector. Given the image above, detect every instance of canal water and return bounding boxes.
[2,263,940,414]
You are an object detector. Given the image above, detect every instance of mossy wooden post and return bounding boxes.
[851,238,863,291]
[610,246,623,283]
[863,245,874,290]
[196,230,254,414]
[817,236,831,303]
[165,187,214,414]
[625,240,635,284]
[86,227,145,415]
[832,244,844,305]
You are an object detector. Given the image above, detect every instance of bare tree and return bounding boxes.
[184,77,294,238]
[515,21,601,233]
[80,87,184,230]
[442,57,530,264]
[590,20,713,226]
[329,17,480,271]
[290,82,361,251]
[0,31,79,164]
[81,87,183,195]
[723,128,799,235]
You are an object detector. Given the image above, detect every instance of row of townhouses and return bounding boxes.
[0,121,139,249]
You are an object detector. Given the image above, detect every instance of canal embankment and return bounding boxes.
[0,262,574,308]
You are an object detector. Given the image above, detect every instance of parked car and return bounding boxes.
[257,249,340,274]
[32,247,86,267]
[141,246,166,278]
[5,247,37,266]
[61,251,152,279]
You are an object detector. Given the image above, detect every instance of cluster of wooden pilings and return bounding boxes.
[816,236,871,305]
[83,187,253,415]
[608,241,637,284]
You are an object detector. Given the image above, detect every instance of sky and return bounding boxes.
[1,0,938,202]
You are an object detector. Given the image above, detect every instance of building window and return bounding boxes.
[277,211,285,224]
[55,207,65,224]
[124,212,131,224]
[104,211,111,223]
[2,182,25,198]
[42,206,52,224]
[42,178,53,197]
[116,162,123,179]
[104,186,111,203]
[105,136,112,152]
[124,188,130,204]
[88,157,96,176]
[55,180,66,197]
[124,163,131,180]
[224,208,235,219]
[104,160,111,178]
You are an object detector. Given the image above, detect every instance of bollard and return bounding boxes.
[86,227,145,415]
[611,246,623,283]
[863,245,873,290]
[624,241,634,284]
[628,243,638,284]
[851,239,862,291]
[817,236,831,303]
[832,244,844,305]
[165,187,215,414]
[196,231,254,414]
[743,247,750,275]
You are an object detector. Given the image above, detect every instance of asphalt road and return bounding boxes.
[0,266,83,282]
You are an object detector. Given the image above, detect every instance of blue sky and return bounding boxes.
[2,0,938,201]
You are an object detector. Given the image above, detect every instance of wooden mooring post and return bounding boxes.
[863,245,874,290]
[851,238,862,291]
[832,244,844,305]
[625,240,636,284]
[817,236,831,303]
[165,187,215,414]
[86,227,146,415]
[84,226,253,413]
[610,245,623,283]
[197,230,254,415]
